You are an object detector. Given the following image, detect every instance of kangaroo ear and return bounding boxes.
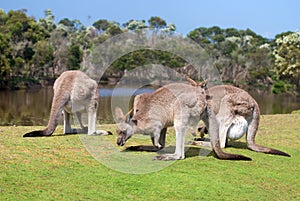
[199,80,207,88]
[186,76,198,86]
[115,107,125,122]
[125,108,134,123]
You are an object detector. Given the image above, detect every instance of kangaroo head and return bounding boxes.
[115,107,136,146]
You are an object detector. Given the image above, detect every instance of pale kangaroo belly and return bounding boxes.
[227,116,248,140]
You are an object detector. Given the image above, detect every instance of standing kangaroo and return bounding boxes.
[23,70,110,137]
[115,79,255,160]
[195,84,290,158]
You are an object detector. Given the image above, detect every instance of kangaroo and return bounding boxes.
[192,84,291,158]
[115,79,254,160]
[23,70,110,137]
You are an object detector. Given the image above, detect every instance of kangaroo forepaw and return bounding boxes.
[152,142,162,150]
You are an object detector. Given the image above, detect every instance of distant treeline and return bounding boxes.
[0,9,299,94]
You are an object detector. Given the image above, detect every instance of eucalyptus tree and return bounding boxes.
[273,31,300,88]
[148,16,167,30]
[187,26,272,88]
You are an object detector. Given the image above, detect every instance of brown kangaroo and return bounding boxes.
[193,84,291,159]
[23,70,110,137]
[115,78,255,160]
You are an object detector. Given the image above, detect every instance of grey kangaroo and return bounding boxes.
[23,70,110,137]
[194,83,290,159]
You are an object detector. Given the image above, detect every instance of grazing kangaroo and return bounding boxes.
[23,70,110,137]
[193,84,290,158]
[115,78,256,160]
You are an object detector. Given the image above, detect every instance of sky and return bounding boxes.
[1,0,299,39]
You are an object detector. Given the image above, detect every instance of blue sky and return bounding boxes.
[1,0,299,39]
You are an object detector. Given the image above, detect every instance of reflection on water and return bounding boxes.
[0,87,299,126]
[248,90,300,114]
[100,88,154,97]
[0,88,54,126]
[0,87,155,126]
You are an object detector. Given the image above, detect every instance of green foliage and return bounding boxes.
[110,49,186,71]
[31,40,54,77]
[0,32,12,81]
[273,31,300,87]
[247,47,272,80]
[187,26,274,87]
[38,9,56,32]
[271,79,293,94]
[148,16,167,30]
[126,20,147,31]
[291,109,300,114]
[92,19,111,32]
[68,44,82,70]
[0,9,299,92]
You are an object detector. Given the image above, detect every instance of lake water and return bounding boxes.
[0,87,299,126]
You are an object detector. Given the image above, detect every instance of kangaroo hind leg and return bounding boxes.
[63,110,73,134]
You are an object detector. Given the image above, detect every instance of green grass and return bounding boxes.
[292,110,300,114]
[0,114,299,200]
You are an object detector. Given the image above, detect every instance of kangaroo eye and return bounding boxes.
[135,109,139,113]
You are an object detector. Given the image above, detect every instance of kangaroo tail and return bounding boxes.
[249,145,291,157]
[23,91,69,138]
[207,107,252,161]
[246,105,291,157]
[212,141,252,161]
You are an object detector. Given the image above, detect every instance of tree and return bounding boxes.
[148,16,166,30]
[107,24,122,36]
[31,40,54,77]
[68,44,82,70]
[187,26,273,87]
[273,31,300,87]
[161,23,176,34]
[126,20,147,31]
[93,19,110,33]
[0,33,12,83]
[39,9,56,32]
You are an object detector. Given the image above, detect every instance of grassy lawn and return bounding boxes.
[0,114,299,200]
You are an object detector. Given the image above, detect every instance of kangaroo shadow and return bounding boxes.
[122,137,249,159]
[54,133,84,137]
[123,145,161,152]
[226,141,248,149]
[54,128,113,137]
[123,145,215,159]
[51,127,88,137]
[193,137,249,150]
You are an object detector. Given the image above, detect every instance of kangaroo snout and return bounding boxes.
[116,129,126,146]
[116,136,125,146]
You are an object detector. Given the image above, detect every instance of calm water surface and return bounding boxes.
[0,87,299,126]
[0,87,154,126]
